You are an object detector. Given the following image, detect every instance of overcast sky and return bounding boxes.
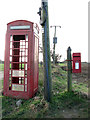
[0,0,88,62]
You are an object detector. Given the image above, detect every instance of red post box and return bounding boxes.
[3,20,39,99]
[72,53,81,73]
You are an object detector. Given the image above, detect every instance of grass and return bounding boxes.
[2,91,88,118]
[72,82,88,93]
[1,80,3,89]
[59,62,67,66]
[1,63,89,118]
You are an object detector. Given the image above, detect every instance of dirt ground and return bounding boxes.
[72,63,88,84]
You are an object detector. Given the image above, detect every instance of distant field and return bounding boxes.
[0,64,4,71]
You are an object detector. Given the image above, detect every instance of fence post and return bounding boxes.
[67,46,72,92]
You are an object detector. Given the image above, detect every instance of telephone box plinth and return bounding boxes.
[4,20,39,99]
[72,53,81,73]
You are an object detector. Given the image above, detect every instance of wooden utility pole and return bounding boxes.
[38,0,52,102]
[50,26,61,64]
[67,46,72,92]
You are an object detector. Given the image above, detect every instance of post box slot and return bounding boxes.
[73,56,80,57]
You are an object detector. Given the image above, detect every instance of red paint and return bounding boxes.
[72,53,81,73]
[4,20,39,99]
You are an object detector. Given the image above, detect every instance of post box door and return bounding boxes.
[9,34,29,92]
[72,53,81,73]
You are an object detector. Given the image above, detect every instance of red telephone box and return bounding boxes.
[72,53,81,73]
[3,20,39,99]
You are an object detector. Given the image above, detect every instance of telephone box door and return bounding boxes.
[9,34,29,91]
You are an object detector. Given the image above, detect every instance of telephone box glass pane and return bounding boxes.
[26,35,28,41]
[10,57,12,62]
[9,70,11,75]
[10,35,12,41]
[12,84,24,91]
[10,42,12,48]
[26,49,28,55]
[25,64,27,70]
[25,78,27,84]
[10,49,12,55]
[26,42,28,48]
[26,57,27,62]
[25,85,27,92]
[12,70,24,77]
[19,78,24,84]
